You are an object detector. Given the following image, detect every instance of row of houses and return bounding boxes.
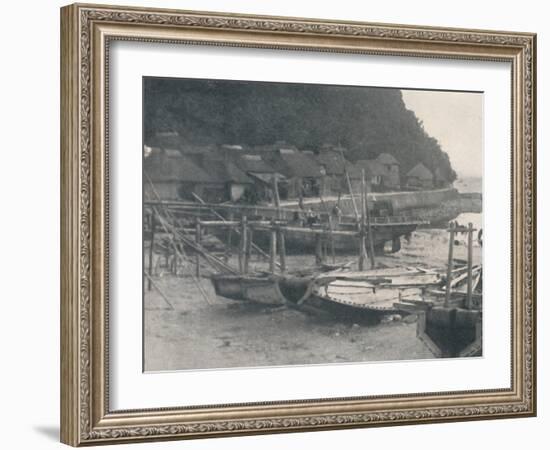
[144,134,448,204]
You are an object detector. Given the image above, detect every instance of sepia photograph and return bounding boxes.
[142,77,483,372]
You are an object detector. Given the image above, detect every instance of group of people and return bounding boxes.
[292,208,320,226]
[291,203,343,227]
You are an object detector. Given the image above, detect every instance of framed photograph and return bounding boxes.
[60,3,536,446]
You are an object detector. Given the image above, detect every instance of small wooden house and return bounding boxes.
[406,163,434,189]
[263,146,324,198]
[205,158,254,202]
[346,161,375,194]
[375,153,400,189]
[232,153,286,201]
[143,148,218,201]
[315,146,348,196]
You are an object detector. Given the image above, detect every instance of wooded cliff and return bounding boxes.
[144,77,457,182]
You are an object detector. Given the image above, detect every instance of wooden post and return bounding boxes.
[358,170,368,271]
[239,216,247,274]
[278,227,287,272]
[445,221,456,307]
[363,173,376,269]
[191,193,276,267]
[328,214,335,263]
[339,147,359,222]
[269,227,277,273]
[272,175,281,209]
[244,227,253,274]
[272,176,286,272]
[466,222,474,309]
[195,219,201,277]
[225,212,234,262]
[315,234,324,265]
[147,211,156,291]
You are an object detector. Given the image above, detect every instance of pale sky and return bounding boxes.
[401,90,483,178]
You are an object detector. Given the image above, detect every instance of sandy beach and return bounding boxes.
[144,221,482,372]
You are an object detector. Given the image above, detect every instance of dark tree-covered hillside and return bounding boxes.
[144,77,457,182]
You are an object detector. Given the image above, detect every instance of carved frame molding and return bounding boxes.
[61,3,536,446]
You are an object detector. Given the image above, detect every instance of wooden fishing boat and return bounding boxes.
[223,222,419,255]
[210,273,286,306]
[412,265,483,358]
[298,267,444,323]
[210,262,352,307]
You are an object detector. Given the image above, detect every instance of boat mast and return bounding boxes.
[339,146,359,223]
[359,169,368,271]
[272,175,286,272]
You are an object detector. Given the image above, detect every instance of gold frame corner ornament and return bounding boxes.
[60,2,536,446]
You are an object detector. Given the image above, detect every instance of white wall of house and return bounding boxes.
[230,183,248,202]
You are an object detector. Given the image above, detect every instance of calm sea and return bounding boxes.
[455,176,482,193]
[454,176,483,231]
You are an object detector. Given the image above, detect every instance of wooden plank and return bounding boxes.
[393,302,429,313]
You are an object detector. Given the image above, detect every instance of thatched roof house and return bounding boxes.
[205,159,254,202]
[315,147,347,176]
[143,149,216,200]
[264,147,323,179]
[261,146,323,198]
[406,163,434,189]
[347,156,399,192]
[376,152,400,166]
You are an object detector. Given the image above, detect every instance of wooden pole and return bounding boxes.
[315,234,324,265]
[363,172,376,269]
[225,212,234,262]
[143,272,174,310]
[318,191,336,264]
[358,169,367,271]
[151,208,216,304]
[466,222,474,309]
[269,228,277,273]
[328,216,336,263]
[272,175,281,209]
[239,216,247,274]
[272,176,286,272]
[244,227,253,274]
[195,219,201,278]
[278,227,287,272]
[191,192,278,267]
[339,147,359,221]
[145,177,235,274]
[147,211,156,291]
[445,221,456,307]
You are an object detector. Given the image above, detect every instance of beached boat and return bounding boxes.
[210,273,285,306]
[299,268,444,322]
[216,221,419,255]
[211,266,446,323]
[210,260,353,306]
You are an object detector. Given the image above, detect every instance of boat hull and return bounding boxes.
[211,224,416,255]
[210,274,286,306]
[301,294,393,324]
[298,268,443,323]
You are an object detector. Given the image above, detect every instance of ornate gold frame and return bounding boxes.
[60,3,536,446]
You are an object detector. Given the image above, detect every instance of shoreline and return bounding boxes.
[144,224,482,371]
